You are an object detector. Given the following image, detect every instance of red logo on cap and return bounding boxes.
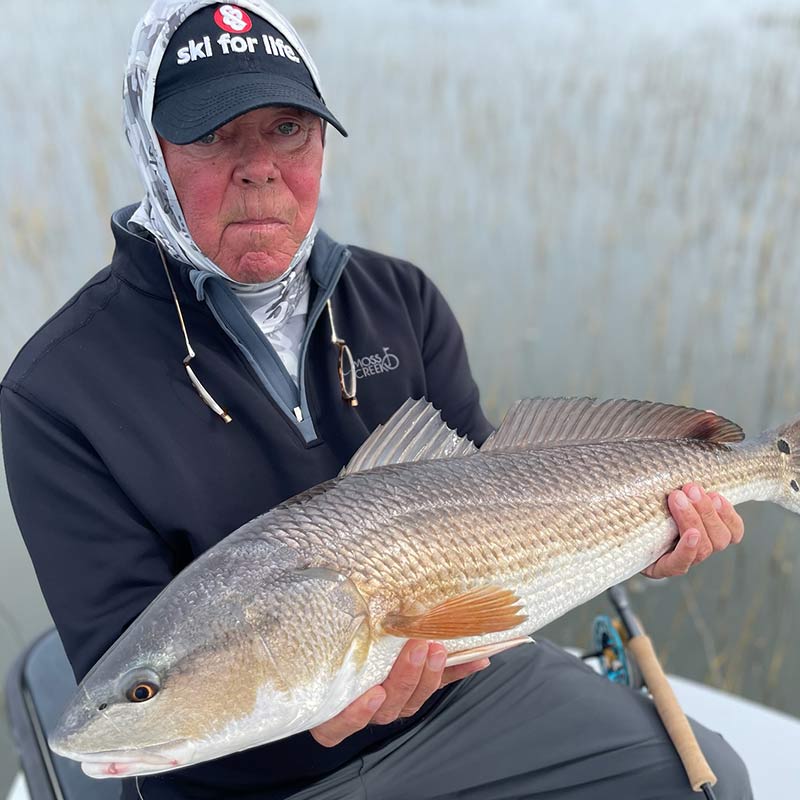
[214,5,253,34]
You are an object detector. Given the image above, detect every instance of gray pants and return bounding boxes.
[288,640,751,800]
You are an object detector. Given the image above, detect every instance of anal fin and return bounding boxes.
[445,636,534,667]
[382,585,527,639]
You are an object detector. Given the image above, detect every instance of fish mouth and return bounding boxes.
[52,739,196,779]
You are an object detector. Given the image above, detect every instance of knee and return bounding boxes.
[692,724,752,800]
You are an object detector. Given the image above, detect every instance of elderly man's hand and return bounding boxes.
[642,483,745,579]
[310,640,489,748]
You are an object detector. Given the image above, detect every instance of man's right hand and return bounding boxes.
[310,640,491,748]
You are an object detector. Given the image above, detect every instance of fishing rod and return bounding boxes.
[606,584,718,800]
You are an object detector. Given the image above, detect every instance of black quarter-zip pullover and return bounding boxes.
[1,206,493,798]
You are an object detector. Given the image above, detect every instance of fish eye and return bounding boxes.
[126,681,159,703]
[778,439,791,455]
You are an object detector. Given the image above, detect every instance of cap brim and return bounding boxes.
[153,74,347,144]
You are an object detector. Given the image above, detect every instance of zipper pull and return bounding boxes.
[293,406,303,422]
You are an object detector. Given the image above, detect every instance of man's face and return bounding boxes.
[160,106,324,282]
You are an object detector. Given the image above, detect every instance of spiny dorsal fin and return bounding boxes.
[481,397,744,452]
[341,398,476,475]
[382,585,526,640]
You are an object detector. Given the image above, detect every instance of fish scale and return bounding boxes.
[270,439,753,581]
[218,440,751,659]
[49,397,800,779]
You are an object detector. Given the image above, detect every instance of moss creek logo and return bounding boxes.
[349,348,401,381]
[214,5,253,34]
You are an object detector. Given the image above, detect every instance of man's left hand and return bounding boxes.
[642,483,745,579]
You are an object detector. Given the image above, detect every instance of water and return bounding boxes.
[2,0,800,792]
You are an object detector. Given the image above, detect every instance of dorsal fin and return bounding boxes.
[342,398,476,475]
[481,397,744,452]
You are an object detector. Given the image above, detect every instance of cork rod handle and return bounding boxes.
[627,634,717,792]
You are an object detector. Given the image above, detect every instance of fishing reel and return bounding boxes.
[586,614,644,690]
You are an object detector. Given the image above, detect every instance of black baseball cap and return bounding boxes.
[153,4,347,144]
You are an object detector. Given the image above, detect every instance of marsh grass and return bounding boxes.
[1,0,799,791]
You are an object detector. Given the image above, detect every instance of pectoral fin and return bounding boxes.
[445,636,534,667]
[382,586,527,639]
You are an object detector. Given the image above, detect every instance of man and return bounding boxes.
[1,1,750,798]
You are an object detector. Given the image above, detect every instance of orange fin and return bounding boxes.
[445,636,534,667]
[383,586,527,639]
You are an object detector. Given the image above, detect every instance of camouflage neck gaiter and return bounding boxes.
[122,0,329,308]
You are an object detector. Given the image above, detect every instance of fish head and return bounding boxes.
[774,416,800,513]
[49,543,373,778]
